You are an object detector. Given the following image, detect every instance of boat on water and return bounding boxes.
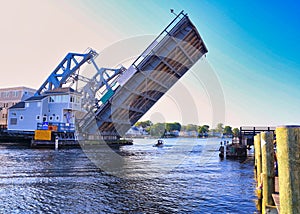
[153,139,164,147]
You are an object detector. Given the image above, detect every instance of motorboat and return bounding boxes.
[153,139,164,147]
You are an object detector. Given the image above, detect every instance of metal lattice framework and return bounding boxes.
[33,11,208,142]
[35,49,98,96]
[79,11,208,140]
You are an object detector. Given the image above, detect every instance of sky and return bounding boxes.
[0,0,299,128]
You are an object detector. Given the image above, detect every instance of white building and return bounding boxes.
[179,130,198,137]
[0,87,36,128]
[125,126,148,137]
[8,87,82,132]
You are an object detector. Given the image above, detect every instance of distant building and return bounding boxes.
[164,130,180,137]
[7,87,82,132]
[125,126,148,137]
[0,87,36,128]
[179,130,198,137]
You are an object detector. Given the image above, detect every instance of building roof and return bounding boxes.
[44,87,78,94]
[9,101,25,109]
[0,86,36,92]
[25,95,47,101]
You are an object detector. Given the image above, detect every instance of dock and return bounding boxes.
[254,126,300,213]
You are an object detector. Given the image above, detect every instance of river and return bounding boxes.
[0,138,257,213]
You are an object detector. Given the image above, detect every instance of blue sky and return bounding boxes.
[1,0,299,127]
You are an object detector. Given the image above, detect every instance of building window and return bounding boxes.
[56,116,60,121]
[70,95,75,103]
[20,115,24,120]
[49,116,53,121]
[13,91,18,97]
[36,115,40,120]
[61,95,69,103]
[49,96,55,103]
[10,118,17,125]
[2,114,7,119]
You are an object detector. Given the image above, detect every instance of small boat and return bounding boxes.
[153,139,164,147]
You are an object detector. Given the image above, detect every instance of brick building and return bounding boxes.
[0,87,36,128]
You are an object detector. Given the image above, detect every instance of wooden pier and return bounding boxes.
[254,126,300,213]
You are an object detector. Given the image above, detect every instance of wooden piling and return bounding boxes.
[261,131,275,213]
[254,133,262,213]
[254,134,262,185]
[276,126,300,214]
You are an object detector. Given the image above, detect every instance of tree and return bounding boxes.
[216,123,224,133]
[185,124,198,132]
[232,128,240,137]
[149,123,166,137]
[198,125,209,137]
[223,126,233,135]
[135,120,152,128]
[198,125,209,134]
[165,122,181,132]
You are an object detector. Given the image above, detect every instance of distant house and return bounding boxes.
[0,87,36,128]
[179,130,198,137]
[198,132,209,138]
[164,130,180,137]
[125,126,148,137]
[170,130,180,137]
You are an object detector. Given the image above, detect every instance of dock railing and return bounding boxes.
[37,122,75,132]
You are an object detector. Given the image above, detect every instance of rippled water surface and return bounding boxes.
[0,138,257,213]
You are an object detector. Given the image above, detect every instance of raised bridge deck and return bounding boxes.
[77,12,208,140]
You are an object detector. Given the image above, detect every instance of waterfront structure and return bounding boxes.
[254,126,300,213]
[8,87,81,132]
[3,10,207,146]
[77,10,208,141]
[0,87,35,128]
[239,126,275,146]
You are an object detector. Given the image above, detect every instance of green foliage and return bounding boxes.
[135,120,235,138]
[135,120,152,128]
[216,123,224,133]
[149,123,166,137]
[232,128,240,137]
[223,126,233,135]
[198,125,209,133]
[184,124,198,132]
[165,122,181,132]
